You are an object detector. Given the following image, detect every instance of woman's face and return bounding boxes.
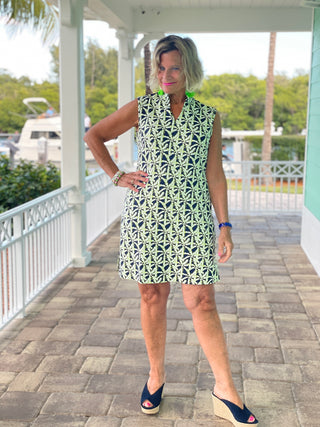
[157,50,186,96]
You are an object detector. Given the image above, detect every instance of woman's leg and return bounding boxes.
[138,282,170,408]
[181,284,244,408]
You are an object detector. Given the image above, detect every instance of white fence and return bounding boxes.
[0,171,126,329]
[0,187,73,328]
[224,161,304,213]
[85,171,126,246]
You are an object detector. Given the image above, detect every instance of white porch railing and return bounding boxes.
[224,161,304,214]
[0,186,74,329]
[85,171,126,245]
[0,170,126,330]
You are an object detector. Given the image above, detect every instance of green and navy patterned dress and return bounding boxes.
[118,92,220,284]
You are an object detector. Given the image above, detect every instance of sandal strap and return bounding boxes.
[213,393,258,424]
[141,383,164,407]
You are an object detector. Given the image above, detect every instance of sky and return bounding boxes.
[0,19,313,83]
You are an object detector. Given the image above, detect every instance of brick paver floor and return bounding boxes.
[0,215,319,426]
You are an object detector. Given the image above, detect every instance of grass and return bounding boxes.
[227,179,304,195]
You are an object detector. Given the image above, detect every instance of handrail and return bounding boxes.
[0,185,75,223]
[224,160,304,214]
[0,185,75,329]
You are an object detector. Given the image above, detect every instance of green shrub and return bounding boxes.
[246,135,305,161]
[0,156,60,213]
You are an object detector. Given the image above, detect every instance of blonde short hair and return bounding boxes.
[149,35,204,92]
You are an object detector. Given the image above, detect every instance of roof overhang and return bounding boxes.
[78,0,313,33]
[131,7,312,33]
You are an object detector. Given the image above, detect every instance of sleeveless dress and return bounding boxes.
[118,92,220,285]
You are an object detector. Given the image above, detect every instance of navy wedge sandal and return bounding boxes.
[140,382,165,415]
[212,392,258,426]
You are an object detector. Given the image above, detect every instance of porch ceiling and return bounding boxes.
[81,0,312,33]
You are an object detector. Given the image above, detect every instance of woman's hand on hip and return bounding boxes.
[118,171,149,193]
[217,227,233,263]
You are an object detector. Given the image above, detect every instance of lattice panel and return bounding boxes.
[270,162,304,177]
[0,218,13,245]
[24,193,69,231]
[86,173,109,195]
[255,162,304,178]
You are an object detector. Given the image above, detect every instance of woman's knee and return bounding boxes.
[182,285,217,313]
[139,282,170,306]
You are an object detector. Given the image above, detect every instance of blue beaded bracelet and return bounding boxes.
[219,222,232,230]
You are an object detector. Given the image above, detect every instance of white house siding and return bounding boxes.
[301,8,320,276]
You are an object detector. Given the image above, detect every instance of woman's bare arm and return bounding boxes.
[84,99,148,192]
[206,111,233,263]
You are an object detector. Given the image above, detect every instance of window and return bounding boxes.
[31,131,47,139]
[30,131,60,140]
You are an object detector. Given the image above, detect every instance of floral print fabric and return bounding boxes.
[118,93,220,284]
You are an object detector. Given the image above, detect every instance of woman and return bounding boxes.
[84,35,258,426]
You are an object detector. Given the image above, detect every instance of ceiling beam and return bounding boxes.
[132,7,313,33]
[87,0,133,30]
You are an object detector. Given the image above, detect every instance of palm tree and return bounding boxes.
[0,0,59,43]
[262,32,276,185]
[144,42,152,95]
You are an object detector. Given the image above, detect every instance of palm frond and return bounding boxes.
[0,0,59,44]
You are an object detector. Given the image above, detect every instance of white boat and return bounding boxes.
[16,97,117,165]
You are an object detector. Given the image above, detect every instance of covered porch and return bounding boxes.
[0,214,320,425]
[53,0,319,274]
[0,1,320,423]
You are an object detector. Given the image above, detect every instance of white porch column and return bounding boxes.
[116,30,135,165]
[59,0,91,267]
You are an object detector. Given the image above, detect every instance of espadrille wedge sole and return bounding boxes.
[212,392,258,426]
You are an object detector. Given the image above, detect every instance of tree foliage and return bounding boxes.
[0,40,309,135]
[197,73,308,134]
[49,41,119,124]
[135,58,147,98]
[0,155,60,212]
[0,0,59,43]
[0,72,59,133]
[273,74,309,134]
[84,41,118,123]
[246,135,305,161]
[198,74,266,131]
